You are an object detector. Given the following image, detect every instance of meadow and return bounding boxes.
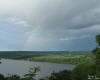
[0,51,95,64]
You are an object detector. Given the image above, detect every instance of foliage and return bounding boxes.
[6,74,20,80]
[49,70,72,80]
[40,70,72,80]
[0,74,5,80]
[92,34,100,78]
[96,34,100,46]
[24,66,40,80]
[71,63,96,80]
[0,51,94,64]
[27,53,95,64]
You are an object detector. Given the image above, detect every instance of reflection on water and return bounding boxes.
[0,59,75,79]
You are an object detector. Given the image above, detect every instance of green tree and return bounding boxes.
[23,66,40,80]
[0,74,5,80]
[6,74,20,80]
[72,63,96,80]
[93,34,100,78]
[96,35,100,46]
[41,70,72,80]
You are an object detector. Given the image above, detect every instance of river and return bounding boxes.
[0,59,75,79]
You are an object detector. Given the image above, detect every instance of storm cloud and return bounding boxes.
[0,0,100,51]
[0,0,100,29]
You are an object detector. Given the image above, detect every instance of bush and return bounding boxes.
[72,63,96,80]
[0,74,5,80]
[5,74,21,80]
[40,70,72,80]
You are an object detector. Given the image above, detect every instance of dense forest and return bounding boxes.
[0,34,99,80]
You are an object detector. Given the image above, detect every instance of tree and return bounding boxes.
[6,74,20,80]
[24,66,40,80]
[0,74,5,80]
[48,70,71,80]
[93,34,100,78]
[72,63,96,80]
[96,35,100,46]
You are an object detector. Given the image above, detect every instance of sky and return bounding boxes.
[0,0,100,51]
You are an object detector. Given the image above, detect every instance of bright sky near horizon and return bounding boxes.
[0,0,100,51]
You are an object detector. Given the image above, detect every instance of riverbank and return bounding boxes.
[0,51,95,64]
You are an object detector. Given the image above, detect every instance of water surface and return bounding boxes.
[0,59,75,79]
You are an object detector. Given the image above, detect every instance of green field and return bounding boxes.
[0,51,95,64]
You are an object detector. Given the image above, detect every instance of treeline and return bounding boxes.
[0,51,94,64]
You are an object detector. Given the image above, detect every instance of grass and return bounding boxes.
[0,51,95,64]
[26,53,95,64]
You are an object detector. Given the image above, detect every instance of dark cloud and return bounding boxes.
[0,0,100,50]
[0,0,100,29]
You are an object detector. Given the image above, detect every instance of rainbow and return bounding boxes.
[23,28,34,50]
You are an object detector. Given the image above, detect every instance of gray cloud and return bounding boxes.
[0,0,100,50]
[60,35,91,41]
[0,0,100,29]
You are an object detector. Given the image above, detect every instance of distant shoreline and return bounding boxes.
[0,51,94,64]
